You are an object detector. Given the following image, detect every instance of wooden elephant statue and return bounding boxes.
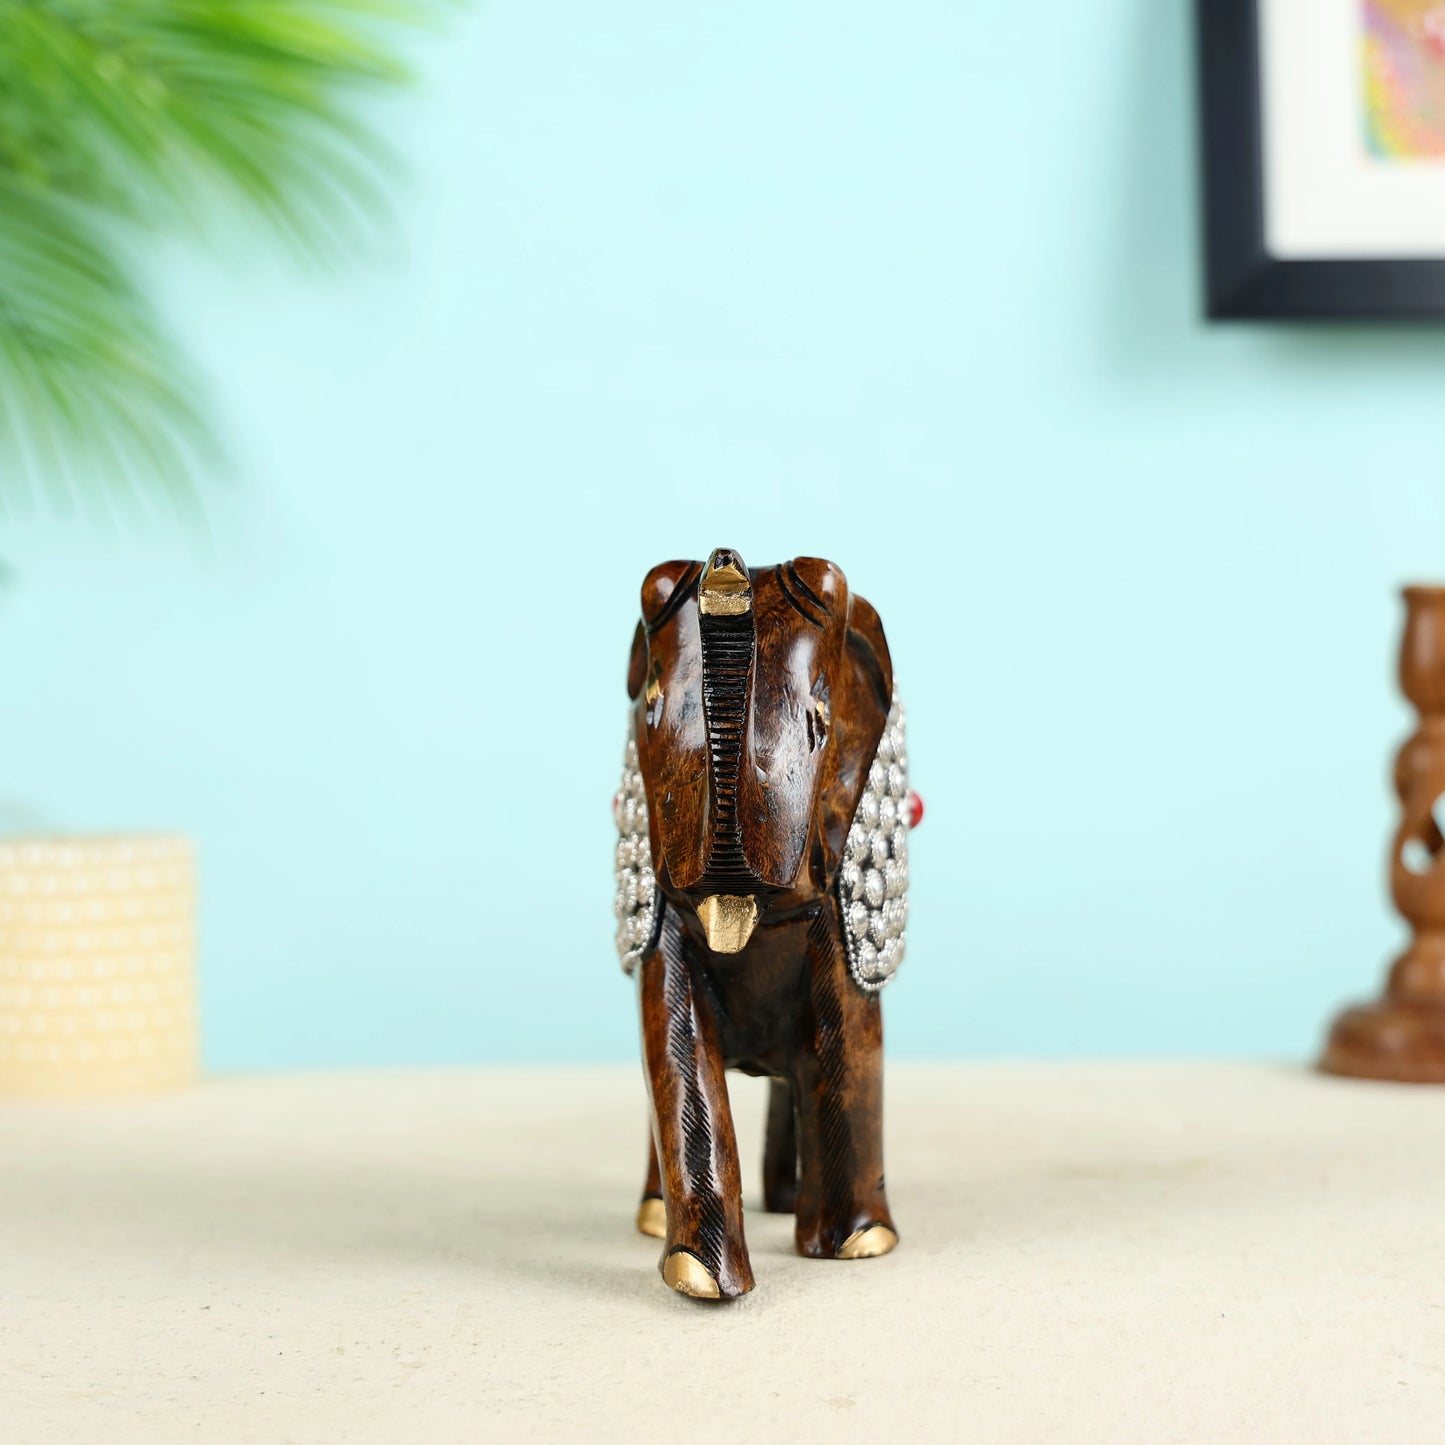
[612,548,919,1300]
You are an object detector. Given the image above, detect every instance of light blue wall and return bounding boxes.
[2,0,1441,1069]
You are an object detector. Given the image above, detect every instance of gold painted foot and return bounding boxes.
[635,1197,666,1239]
[662,1249,721,1299]
[836,1223,898,1260]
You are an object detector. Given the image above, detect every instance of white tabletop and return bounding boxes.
[3,1062,1442,1443]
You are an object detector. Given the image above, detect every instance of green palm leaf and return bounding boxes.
[0,0,449,518]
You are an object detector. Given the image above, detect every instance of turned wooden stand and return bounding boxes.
[1322,586,1445,1083]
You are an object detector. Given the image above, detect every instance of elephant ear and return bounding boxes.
[630,560,697,699]
[844,594,894,718]
[627,621,646,700]
[640,560,698,630]
[814,589,893,882]
[632,559,711,892]
[737,558,849,891]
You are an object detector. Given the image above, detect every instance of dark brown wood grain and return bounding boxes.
[627,549,901,1298]
[638,908,755,1297]
[1322,586,1445,1083]
[761,1078,798,1215]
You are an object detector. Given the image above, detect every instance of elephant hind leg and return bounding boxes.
[636,1132,665,1238]
[762,1077,798,1214]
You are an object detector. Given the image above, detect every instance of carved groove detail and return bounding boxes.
[659,912,727,1278]
[699,613,755,885]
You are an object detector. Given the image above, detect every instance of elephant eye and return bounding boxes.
[806,688,830,752]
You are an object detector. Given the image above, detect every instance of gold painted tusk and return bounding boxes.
[696,894,758,953]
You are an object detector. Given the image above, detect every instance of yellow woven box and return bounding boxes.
[0,835,199,1096]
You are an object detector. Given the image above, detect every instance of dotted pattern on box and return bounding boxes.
[0,836,198,1095]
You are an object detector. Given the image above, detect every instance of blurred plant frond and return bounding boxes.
[0,0,451,519]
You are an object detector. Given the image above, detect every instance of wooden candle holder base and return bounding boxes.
[1320,586,1445,1084]
[1321,1002,1445,1083]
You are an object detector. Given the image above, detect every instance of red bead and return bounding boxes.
[612,791,624,826]
[904,790,924,828]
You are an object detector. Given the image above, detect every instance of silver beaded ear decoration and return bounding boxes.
[837,697,914,993]
[613,720,660,975]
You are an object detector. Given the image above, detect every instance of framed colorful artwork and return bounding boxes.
[1198,0,1445,318]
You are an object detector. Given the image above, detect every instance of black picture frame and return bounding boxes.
[1197,0,1445,320]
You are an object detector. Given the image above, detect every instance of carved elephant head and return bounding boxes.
[624,547,894,955]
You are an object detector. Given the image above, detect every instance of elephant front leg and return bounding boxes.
[638,911,754,1300]
[793,901,898,1261]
